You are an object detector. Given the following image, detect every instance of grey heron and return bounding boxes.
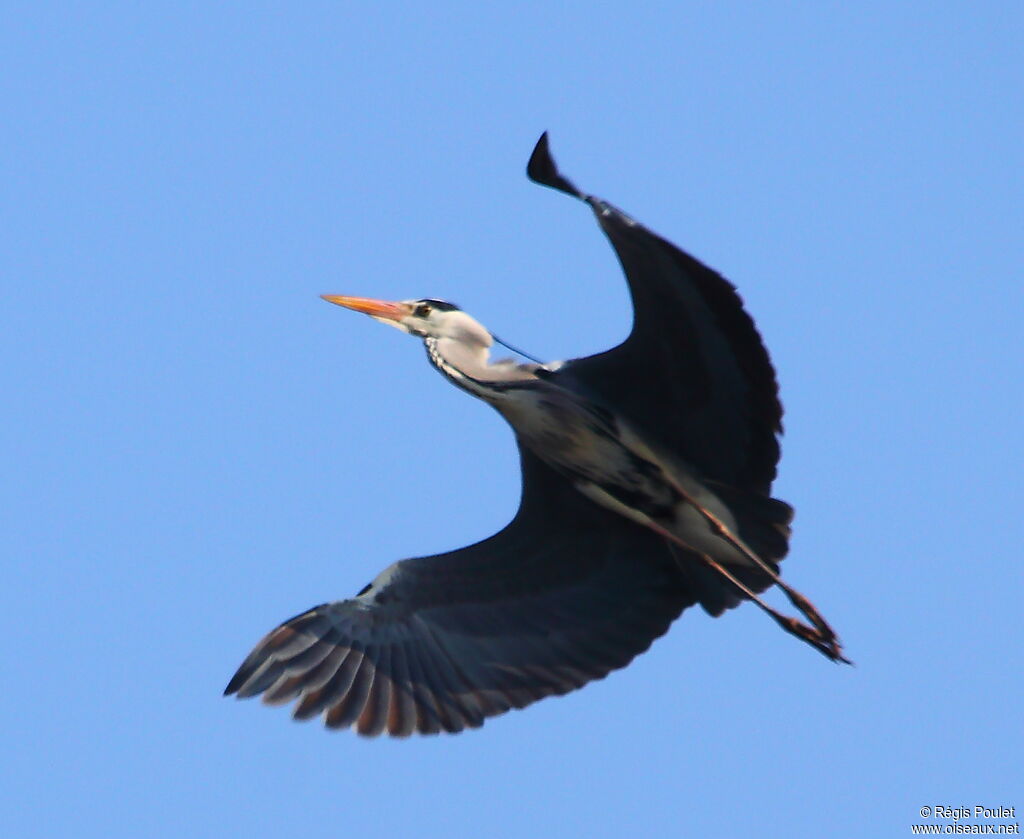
[225,133,847,737]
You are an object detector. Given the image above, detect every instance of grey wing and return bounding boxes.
[528,133,783,494]
[224,450,695,736]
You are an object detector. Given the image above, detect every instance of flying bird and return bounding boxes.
[225,133,847,737]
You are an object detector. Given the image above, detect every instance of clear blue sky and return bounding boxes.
[3,3,1020,837]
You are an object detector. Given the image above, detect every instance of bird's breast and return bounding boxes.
[491,382,760,571]
[497,387,680,516]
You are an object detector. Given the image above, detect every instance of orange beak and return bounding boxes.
[320,295,413,323]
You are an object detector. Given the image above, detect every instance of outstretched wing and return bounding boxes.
[225,450,698,736]
[528,133,783,494]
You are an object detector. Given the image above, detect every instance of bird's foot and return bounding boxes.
[775,614,851,664]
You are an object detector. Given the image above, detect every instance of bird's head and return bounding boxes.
[320,295,493,349]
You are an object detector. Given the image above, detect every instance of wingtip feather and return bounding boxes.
[526,132,584,199]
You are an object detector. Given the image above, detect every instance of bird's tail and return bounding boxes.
[655,479,847,662]
[704,481,794,566]
[671,484,793,616]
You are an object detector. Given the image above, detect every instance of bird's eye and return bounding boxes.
[414,303,432,318]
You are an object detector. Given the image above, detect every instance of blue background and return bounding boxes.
[3,2,1020,837]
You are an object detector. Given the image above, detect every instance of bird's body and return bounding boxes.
[225,134,846,737]
[399,305,779,583]
[439,346,759,570]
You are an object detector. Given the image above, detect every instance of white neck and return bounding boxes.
[425,336,539,401]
